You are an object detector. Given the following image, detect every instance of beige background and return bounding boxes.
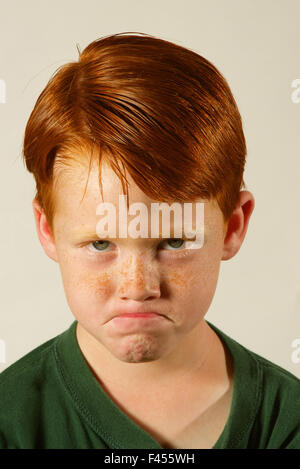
[0,0,299,377]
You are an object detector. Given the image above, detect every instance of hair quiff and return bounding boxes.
[22,31,247,234]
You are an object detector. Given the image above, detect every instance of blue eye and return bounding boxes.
[161,239,185,250]
[87,240,111,253]
[86,238,187,255]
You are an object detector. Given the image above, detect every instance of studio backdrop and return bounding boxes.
[0,0,299,377]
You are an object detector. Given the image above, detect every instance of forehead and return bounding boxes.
[52,155,224,237]
[53,156,156,215]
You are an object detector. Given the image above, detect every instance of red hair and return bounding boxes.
[22,31,247,234]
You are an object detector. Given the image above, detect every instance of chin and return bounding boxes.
[108,333,168,363]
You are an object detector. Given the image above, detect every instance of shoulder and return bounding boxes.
[208,321,300,448]
[208,319,300,394]
[242,344,300,396]
[0,334,57,390]
[225,331,300,412]
[0,333,60,448]
[236,342,300,448]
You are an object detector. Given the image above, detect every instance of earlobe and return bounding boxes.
[221,191,255,261]
[32,198,58,263]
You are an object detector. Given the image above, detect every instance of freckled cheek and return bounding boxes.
[162,267,203,308]
[71,271,115,298]
[165,269,190,291]
[164,260,218,298]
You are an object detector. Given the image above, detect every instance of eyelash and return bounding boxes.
[85,238,193,258]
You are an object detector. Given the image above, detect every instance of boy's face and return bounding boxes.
[34,155,252,364]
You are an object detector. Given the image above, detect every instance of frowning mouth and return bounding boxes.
[114,312,163,319]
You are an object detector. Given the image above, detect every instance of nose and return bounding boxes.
[118,253,161,302]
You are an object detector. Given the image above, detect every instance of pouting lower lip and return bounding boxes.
[114,312,163,318]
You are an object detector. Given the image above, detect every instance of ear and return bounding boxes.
[221,190,255,261]
[32,197,58,262]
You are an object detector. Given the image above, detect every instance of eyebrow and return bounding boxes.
[71,227,202,241]
[71,230,99,240]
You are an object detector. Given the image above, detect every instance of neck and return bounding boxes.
[75,319,228,391]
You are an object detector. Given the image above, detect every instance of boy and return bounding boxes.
[0,32,299,449]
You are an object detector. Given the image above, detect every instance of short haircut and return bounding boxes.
[22,31,247,234]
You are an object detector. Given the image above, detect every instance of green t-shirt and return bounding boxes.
[0,319,299,449]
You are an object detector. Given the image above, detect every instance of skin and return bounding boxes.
[33,154,255,430]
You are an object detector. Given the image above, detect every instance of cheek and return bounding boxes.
[164,254,221,313]
[73,271,114,298]
[61,269,115,326]
[164,259,216,295]
[165,268,190,292]
[57,249,114,299]
[59,263,114,312]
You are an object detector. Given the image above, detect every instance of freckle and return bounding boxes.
[166,269,190,288]
[118,270,146,295]
[75,271,112,295]
[95,272,112,294]
[119,255,133,276]
[118,255,148,294]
